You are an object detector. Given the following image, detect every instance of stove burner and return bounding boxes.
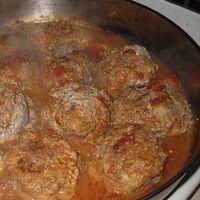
[166,0,200,13]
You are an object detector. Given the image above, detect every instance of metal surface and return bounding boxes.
[0,0,200,199]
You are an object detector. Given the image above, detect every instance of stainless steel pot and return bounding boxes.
[0,0,199,199]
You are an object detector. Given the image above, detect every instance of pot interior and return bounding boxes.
[0,0,199,199]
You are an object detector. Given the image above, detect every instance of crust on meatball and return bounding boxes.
[0,151,4,173]
[3,132,80,198]
[41,83,111,140]
[94,124,167,194]
[111,83,193,137]
[0,83,28,143]
[47,50,91,86]
[0,37,16,63]
[38,19,86,57]
[98,44,158,95]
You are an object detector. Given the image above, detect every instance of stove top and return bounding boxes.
[166,0,200,14]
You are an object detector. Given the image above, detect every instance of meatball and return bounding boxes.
[94,124,167,194]
[98,45,158,95]
[41,83,111,140]
[0,83,28,143]
[38,19,86,57]
[0,56,51,95]
[3,132,80,198]
[0,65,16,84]
[48,50,91,86]
[0,151,4,173]
[111,83,193,137]
[0,34,16,63]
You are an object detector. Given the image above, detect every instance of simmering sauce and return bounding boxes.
[0,17,195,200]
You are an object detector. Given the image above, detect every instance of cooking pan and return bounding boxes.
[0,0,199,199]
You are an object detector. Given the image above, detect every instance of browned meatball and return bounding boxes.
[94,124,167,194]
[0,32,16,63]
[0,65,15,84]
[111,83,193,137]
[98,45,158,95]
[38,19,86,57]
[41,83,111,140]
[0,57,51,94]
[0,43,15,63]
[48,50,91,86]
[0,151,4,173]
[0,83,28,143]
[3,132,80,198]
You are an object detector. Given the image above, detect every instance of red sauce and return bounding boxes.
[54,65,69,85]
[0,18,196,200]
[150,97,167,107]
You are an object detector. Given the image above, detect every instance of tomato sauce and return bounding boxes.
[0,18,196,200]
